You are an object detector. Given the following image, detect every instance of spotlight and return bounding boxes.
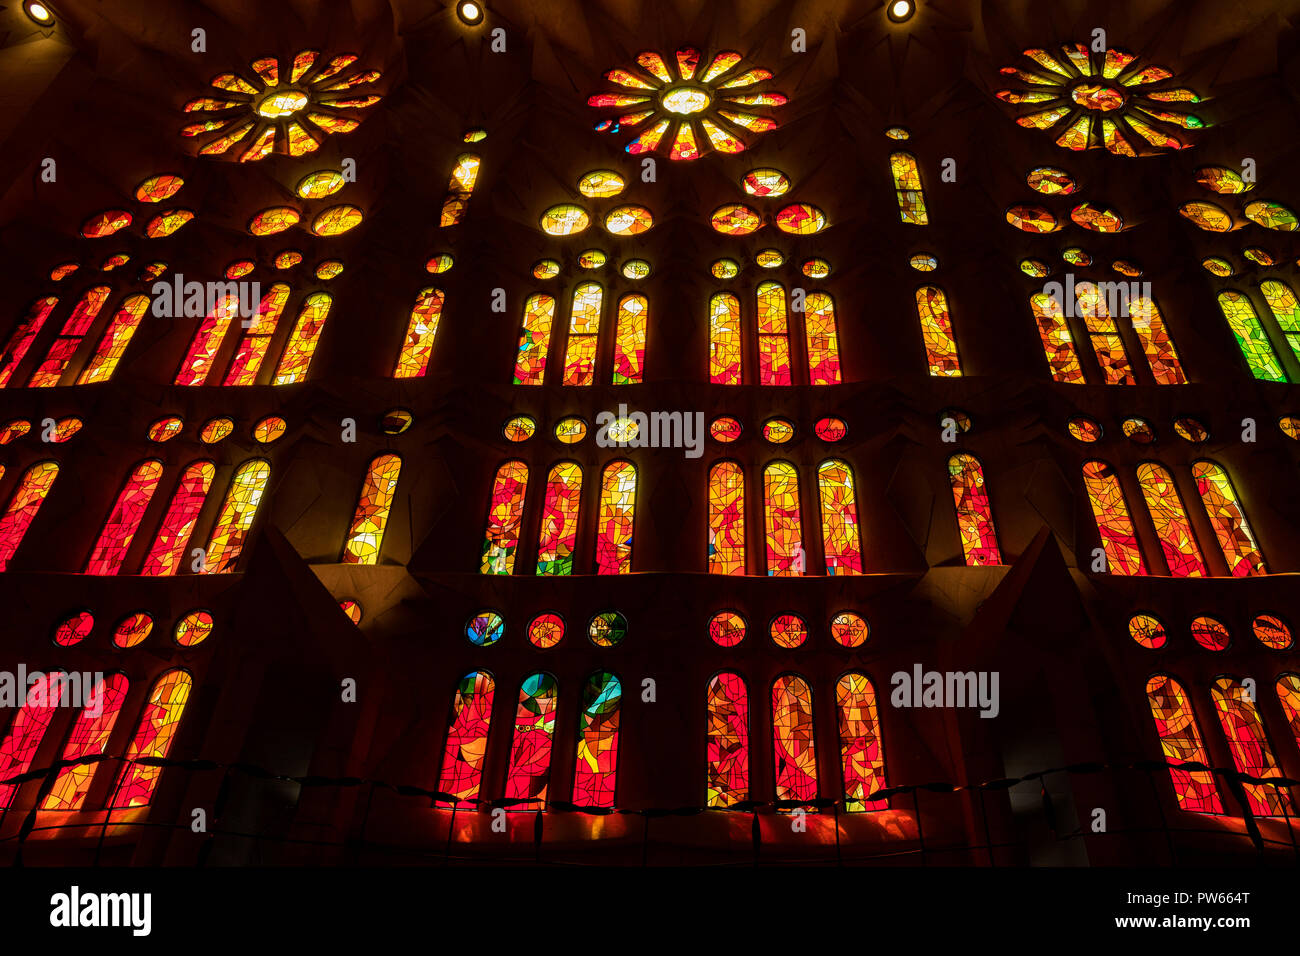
[456,1,484,25]
[24,1,56,26]
[887,0,916,23]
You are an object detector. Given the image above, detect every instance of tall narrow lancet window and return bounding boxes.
[27,286,112,388]
[837,672,887,812]
[107,670,193,809]
[763,461,804,575]
[706,672,749,808]
[1073,281,1136,384]
[1277,675,1300,754]
[1130,293,1186,384]
[772,675,817,803]
[1135,462,1205,577]
[393,288,445,379]
[562,282,603,386]
[947,453,1001,566]
[707,461,745,575]
[513,293,556,386]
[342,453,401,565]
[0,672,69,808]
[1210,677,1292,817]
[436,670,495,807]
[41,673,130,811]
[140,462,215,576]
[0,296,60,387]
[804,292,841,384]
[504,672,558,807]
[174,292,243,386]
[77,294,151,385]
[756,281,792,385]
[595,461,636,574]
[0,461,60,572]
[85,460,165,575]
[1144,674,1222,814]
[438,153,481,227]
[273,291,333,384]
[481,461,528,574]
[572,670,621,808]
[537,462,582,575]
[816,459,863,575]
[612,293,647,384]
[222,284,291,385]
[889,151,928,224]
[1190,460,1266,576]
[916,286,961,376]
[202,459,271,573]
[1216,291,1287,382]
[1029,291,1085,383]
[1081,460,1145,575]
[709,292,742,385]
[1260,280,1300,363]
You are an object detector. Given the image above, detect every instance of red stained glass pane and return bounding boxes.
[948,453,1001,565]
[837,672,887,811]
[1211,677,1292,817]
[108,670,192,809]
[537,462,582,575]
[436,671,495,807]
[140,462,215,576]
[572,671,621,808]
[481,461,528,574]
[0,461,60,571]
[85,460,164,575]
[772,675,817,803]
[42,673,130,811]
[706,672,749,807]
[504,672,558,807]
[1144,674,1223,814]
[708,461,745,574]
[0,672,70,807]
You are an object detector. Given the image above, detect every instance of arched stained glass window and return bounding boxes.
[1216,291,1286,382]
[273,292,333,384]
[203,459,271,573]
[1191,460,1265,576]
[1144,674,1222,814]
[1130,294,1186,385]
[1082,460,1145,575]
[1029,292,1085,383]
[1073,281,1135,385]
[837,672,887,812]
[436,670,494,807]
[916,286,961,376]
[0,296,60,388]
[140,462,215,576]
[612,293,647,384]
[1135,462,1205,577]
[27,286,112,388]
[756,281,791,386]
[77,294,151,385]
[764,461,804,575]
[947,453,1001,566]
[1210,677,1292,817]
[342,453,401,565]
[513,293,556,385]
[709,292,742,385]
[562,282,604,387]
[1277,675,1300,754]
[537,462,582,575]
[174,292,243,386]
[817,459,863,575]
[107,669,192,809]
[85,460,164,575]
[804,291,841,385]
[0,671,69,808]
[889,151,928,225]
[221,284,291,386]
[504,672,558,807]
[0,461,60,572]
[595,461,636,574]
[394,288,445,379]
[772,674,817,803]
[573,670,621,808]
[1260,280,1300,365]
[41,673,130,811]
[439,153,481,227]
[706,671,749,808]
[481,460,528,574]
[708,461,745,575]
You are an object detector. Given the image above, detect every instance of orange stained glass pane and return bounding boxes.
[708,461,746,575]
[775,203,826,235]
[505,672,559,807]
[28,286,112,388]
[1073,281,1135,385]
[804,291,841,385]
[562,282,603,387]
[595,461,636,575]
[701,117,745,154]
[41,673,130,811]
[140,462,215,576]
[838,672,887,812]
[203,459,271,574]
[1211,678,1292,817]
[249,206,299,236]
[1136,462,1205,577]
[948,453,1001,566]
[0,461,59,571]
[436,670,495,807]
[221,284,292,386]
[537,462,582,575]
[1191,460,1265,576]
[175,293,242,386]
[481,461,528,574]
[916,285,961,377]
[1145,674,1222,814]
[273,292,333,384]
[706,672,750,808]
[772,675,817,803]
[1276,675,1300,756]
[107,670,192,809]
[1028,292,1085,383]
[77,294,150,385]
[764,461,804,575]
[145,209,194,238]
[1129,294,1185,385]
[0,297,60,387]
[1081,460,1144,575]
[135,174,184,203]
[202,418,233,443]
[439,153,481,227]
[612,294,647,384]
[394,287,445,379]
[0,672,69,807]
[113,612,153,648]
[711,203,763,236]
[709,292,742,385]
[342,453,401,565]
[890,152,928,224]
[817,459,863,575]
[756,281,791,386]
[85,460,165,575]
[513,294,556,385]
[573,671,621,808]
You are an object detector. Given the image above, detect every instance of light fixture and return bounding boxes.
[24,1,56,26]
[456,0,484,25]
[887,0,916,23]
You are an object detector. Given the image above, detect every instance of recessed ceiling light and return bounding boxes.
[456,1,485,26]
[24,1,56,26]
[887,0,916,23]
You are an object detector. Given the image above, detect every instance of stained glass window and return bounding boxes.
[481,461,528,574]
[595,461,636,574]
[0,672,69,808]
[342,453,401,565]
[0,461,59,572]
[1136,462,1205,577]
[107,670,192,809]
[1082,460,1145,575]
[706,672,749,808]
[85,460,164,575]
[78,294,151,385]
[1276,675,1300,755]
[513,294,556,386]
[563,282,603,387]
[1210,677,1292,817]
[804,292,841,385]
[505,672,558,807]
[1145,674,1222,814]
[273,292,333,384]
[28,286,112,388]
[537,462,582,575]
[890,152,928,224]
[916,286,961,376]
[436,670,494,807]
[0,297,60,388]
[764,461,804,575]
[709,292,742,385]
[817,459,863,575]
[394,287,445,379]
[612,294,648,384]
[1129,294,1185,385]
[573,670,621,808]
[1072,282,1135,385]
[175,291,244,386]
[756,281,792,386]
[1217,291,1286,382]
[1260,280,1300,366]
[772,675,817,803]
[141,462,215,576]
[837,673,887,812]
[948,453,1001,566]
[1029,292,1085,383]
[440,153,481,226]
[708,461,745,575]
[203,459,271,573]
[1190,460,1265,576]
[42,673,130,811]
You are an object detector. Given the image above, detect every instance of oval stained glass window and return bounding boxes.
[756,249,784,268]
[540,204,590,236]
[1251,614,1292,650]
[588,611,628,647]
[82,210,132,238]
[1112,259,1142,277]
[113,612,154,648]
[175,610,214,647]
[708,610,746,647]
[49,418,83,442]
[770,613,807,648]
[503,416,536,442]
[1006,205,1058,233]
[710,416,742,442]
[227,260,255,279]
[711,204,762,236]
[1063,247,1092,267]
[1128,613,1166,649]
[802,258,830,278]
[528,612,565,649]
[1194,166,1249,195]
[1200,257,1232,277]
[604,204,653,236]
[0,420,29,445]
[53,611,94,647]
[200,417,234,443]
[311,204,363,236]
[253,416,287,443]
[426,254,454,274]
[296,169,345,199]
[275,250,303,269]
[775,203,826,235]
[940,409,971,433]
[814,417,847,442]
[830,611,869,647]
[1190,615,1230,651]
[136,174,185,203]
[147,416,184,442]
[533,259,560,279]
[1244,200,1298,232]
[762,418,794,443]
[1121,417,1155,443]
[249,207,300,236]
[1071,202,1123,233]
[1279,416,1300,440]
[1020,258,1052,277]
[909,253,938,271]
[1179,201,1232,232]
[1027,167,1077,195]
[711,258,739,278]
[622,259,651,279]
[380,409,413,435]
[1173,417,1208,442]
[578,250,606,269]
[146,209,194,238]
[467,610,505,647]
[578,170,625,198]
[742,168,790,197]
[1067,416,1103,442]
[555,417,587,443]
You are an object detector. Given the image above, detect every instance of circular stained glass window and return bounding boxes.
[710,417,742,442]
[1190,615,1230,651]
[113,612,154,648]
[175,610,214,647]
[555,417,587,443]
[708,611,746,647]
[588,611,628,647]
[770,613,808,648]
[814,418,847,442]
[830,611,869,648]
[762,418,795,443]
[467,610,504,646]
[528,612,565,649]
[53,610,94,647]
[1128,613,1166,649]
[503,416,536,442]
[711,258,739,279]
[1121,418,1155,443]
